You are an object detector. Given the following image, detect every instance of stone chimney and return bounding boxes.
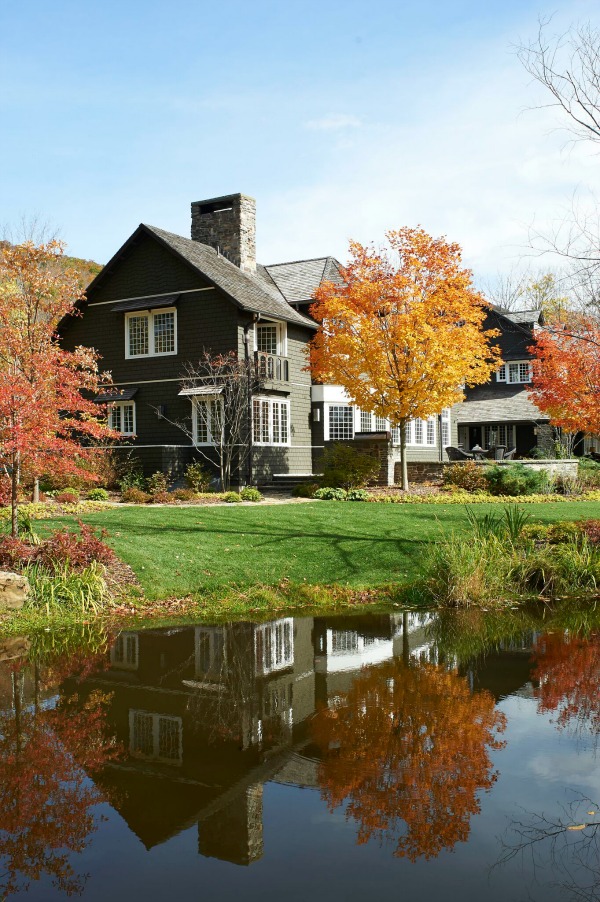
[191,193,256,273]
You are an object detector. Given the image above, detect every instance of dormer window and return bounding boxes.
[496,361,532,384]
[125,307,177,358]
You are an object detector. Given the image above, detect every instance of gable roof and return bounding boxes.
[455,387,547,424]
[143,225,317,329]
[83,224,317,331]
[262,256,343,304]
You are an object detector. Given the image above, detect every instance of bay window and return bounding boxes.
[496,361,532,384]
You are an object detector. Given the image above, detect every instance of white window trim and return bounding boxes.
[110,632,139,670]
[109,400,136,436]
[254,320,287,356]
[125,307,178,359]
[191,396,223,446]
[253,396,291,446]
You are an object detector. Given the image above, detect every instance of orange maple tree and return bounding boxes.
[311,658,506,860]
[309,228,501,488]
[0,240,117,535]
[528,313,600,438]
[532,630,600,736]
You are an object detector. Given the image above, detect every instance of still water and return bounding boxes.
[0,609,599,901]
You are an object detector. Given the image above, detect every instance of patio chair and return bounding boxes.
[502,448,517,460]
[445,446,474,461]
[589,451,600,463]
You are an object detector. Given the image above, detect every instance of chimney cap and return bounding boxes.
[191,192,255,206]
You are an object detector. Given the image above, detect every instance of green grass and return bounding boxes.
[35,499,600,601]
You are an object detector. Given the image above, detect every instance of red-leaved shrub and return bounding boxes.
[0,536,37,569]
[580,520,600,546]
[37,521,115,570]
[56,491,79,505]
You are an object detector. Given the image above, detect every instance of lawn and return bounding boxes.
[49,499,600,600]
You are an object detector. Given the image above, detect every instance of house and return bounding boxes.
[455,307,553,457]
[59,192,558,487]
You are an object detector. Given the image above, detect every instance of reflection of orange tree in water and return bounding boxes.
[0,663,122,898]
[532,631,600,737]
[311,659,506,860]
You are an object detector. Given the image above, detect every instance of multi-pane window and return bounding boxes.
[109,401,135,435]
[374,415,387,431]
[253,397,290,445]
[426,417,436,445]
[127,316,148,356]
[257,323,279,355]
[327,405,354,441]
[496,361,532,383]
[441,409,451,447]
[126,308,176,358]
[129,710,182,764]
[193,397,223,445]
[484,424,515,449]
[414,419,424,444]
[153,311,175,354]
[360,410,372,432]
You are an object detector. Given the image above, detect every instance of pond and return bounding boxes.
[0,607,599,901]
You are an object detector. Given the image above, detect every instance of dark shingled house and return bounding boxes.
[59,193,555,486]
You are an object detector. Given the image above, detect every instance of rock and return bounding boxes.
[0,571,30,610]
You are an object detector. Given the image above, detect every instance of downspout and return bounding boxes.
[243,317,257,487]
[438,413,443,463]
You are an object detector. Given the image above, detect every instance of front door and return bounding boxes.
[469,427,482,450]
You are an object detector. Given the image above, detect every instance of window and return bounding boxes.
[484,424,516,449]
[327,405,354,441]
[109,401,136,435]
[360,410,372,432]
[426,417,436,445]
[253,397,290,445]
[441,409,451,447]
[255,619,294,674]
[125,307,177,358]
[414,419,424,444]
[255,321,286,356]
[110,632,139,670]
[129,710,182,765]
[192,397,223,445]
[374,415,387,432]
[195,626,226,678]
[496,361,531,383]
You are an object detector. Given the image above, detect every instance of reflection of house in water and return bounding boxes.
[66,611,530,868]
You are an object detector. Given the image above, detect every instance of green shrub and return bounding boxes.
[346,489,369,501]
[223,491,242,503]
[314,487,348,501]
[185,461,212,493]
[117,463,146,492]
[25,561,109,614]
[87,488,109,501]
[240,486,263,502]
[579,458,600,490]
[121,487,151,504]
[321,443,380,489]
[483,463,549,496]
[292,482,320,498]
[147,471,169,494]
[443,461,488,492]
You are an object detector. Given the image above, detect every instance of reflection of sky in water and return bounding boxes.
[1,613,598,902]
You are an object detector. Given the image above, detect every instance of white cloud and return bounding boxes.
[304,113,363,131]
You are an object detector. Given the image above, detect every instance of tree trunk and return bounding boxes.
[400,422,409,491]
[33,477,39,503]
[402,612,410,668]
[11,452,20,538]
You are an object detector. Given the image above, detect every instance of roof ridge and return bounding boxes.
[264,255,334,268]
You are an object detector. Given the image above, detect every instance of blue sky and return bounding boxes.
[1,0,599,280]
